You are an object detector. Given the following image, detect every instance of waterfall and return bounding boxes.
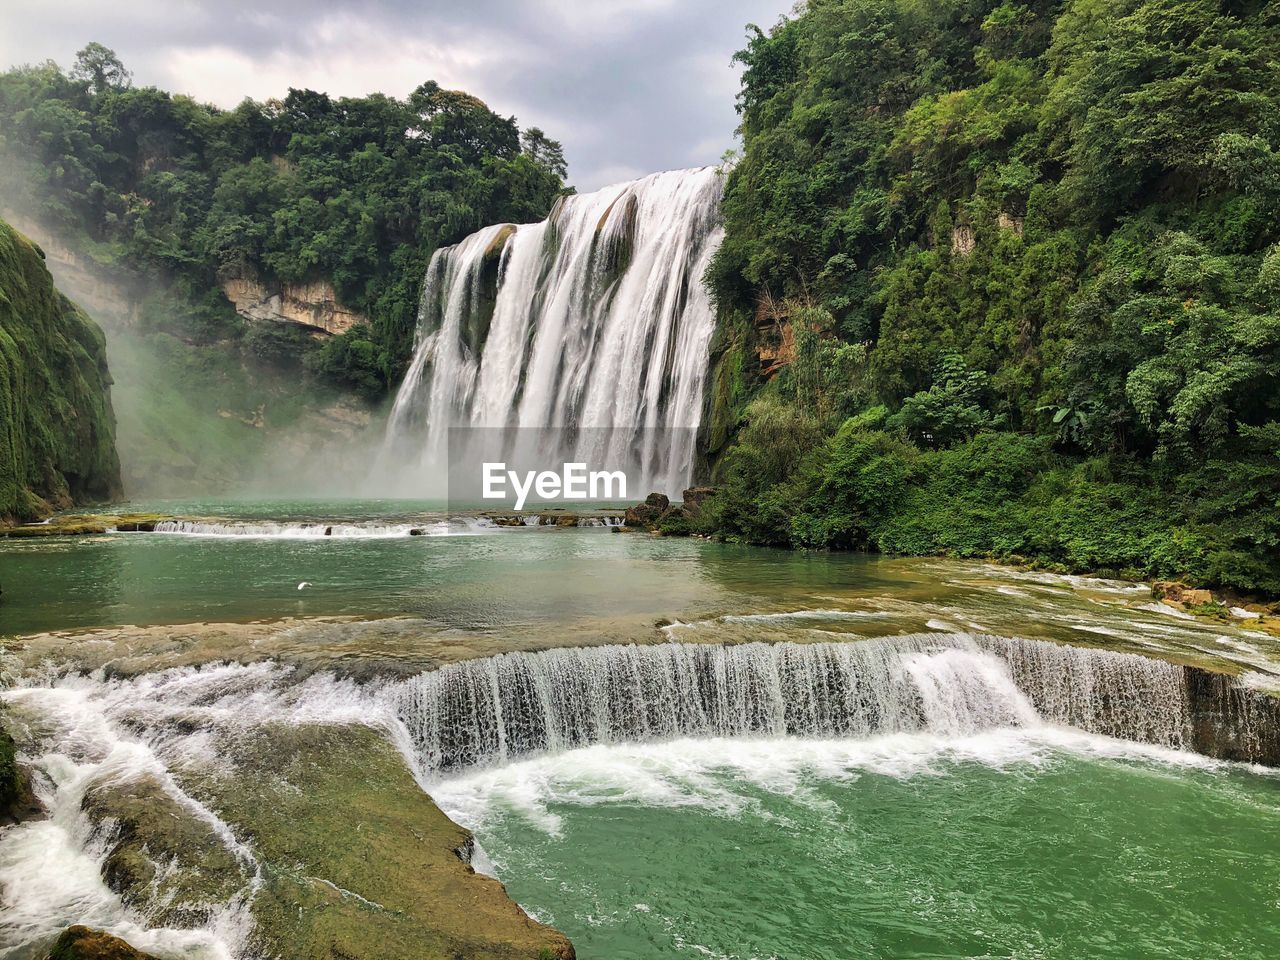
[381,167,725,497]
[387,634,1230,778]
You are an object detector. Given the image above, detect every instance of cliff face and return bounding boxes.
[223,277,366,335]
[0,219,122,520]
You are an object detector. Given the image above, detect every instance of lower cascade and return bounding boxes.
[5,632,1278,957]
[381,167,725,497]
[389,634,1279,778]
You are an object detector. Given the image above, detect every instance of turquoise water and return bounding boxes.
[5,499,1280,959]
[437,733,1280,960]
[3,499,1278,678]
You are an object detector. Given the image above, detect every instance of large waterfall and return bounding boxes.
[382,167,725,497]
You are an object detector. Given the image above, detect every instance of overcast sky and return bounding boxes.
[1,1,794,191]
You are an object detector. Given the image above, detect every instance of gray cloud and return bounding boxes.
[1,1,793,190]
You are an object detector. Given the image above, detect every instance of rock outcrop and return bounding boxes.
[0,721,42,825]
[45,926,159,960]
[222,276,366,336]
[0,218,122,521]
[624,492,670,527]
[623,489,715,535]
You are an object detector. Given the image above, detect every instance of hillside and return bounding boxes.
[702,0,1280,594]
[0,217,120,520]
[0,45,568,492]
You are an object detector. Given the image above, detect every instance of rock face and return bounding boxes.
[1186,668,1280,765]
[45,927,160,960]
[0,213,145,328]
[0,218,122,521]
[222,276,366,336]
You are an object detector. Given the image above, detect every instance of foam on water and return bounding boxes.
[0,631,1265,956]
[431,726,1227,838]
[151,519,491,539]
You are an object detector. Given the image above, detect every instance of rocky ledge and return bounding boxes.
[222,276,366,336]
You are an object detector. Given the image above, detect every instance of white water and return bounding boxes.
[0,633,1254,957]
[151,519,489,539]
[0,678,262,960]
[389,634,1196,778]
[432,727,1226,837]
[381,167,725,497]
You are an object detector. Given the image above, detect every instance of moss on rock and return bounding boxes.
[0,218,121,521]
[45,926,159,960]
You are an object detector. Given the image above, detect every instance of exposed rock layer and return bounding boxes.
[222,277,366,335]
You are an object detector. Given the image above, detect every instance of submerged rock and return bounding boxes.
[79,773,249,928]
[45,926,159,960]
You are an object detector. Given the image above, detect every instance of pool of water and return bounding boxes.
[2,499,1277,679]
[436,732,1280,960]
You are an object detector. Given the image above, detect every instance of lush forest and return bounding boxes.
[700,0,1280,594]
[0,44,568,396]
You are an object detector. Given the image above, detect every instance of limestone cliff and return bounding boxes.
[0,218,121,521]
[223,276,366,336]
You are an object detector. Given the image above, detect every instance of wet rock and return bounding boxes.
[206,722,576,960]
[538,513,578,527]
[46,926,160,960]
[0,724,43,825]
[80,773,249,928]
[624,493,670,528]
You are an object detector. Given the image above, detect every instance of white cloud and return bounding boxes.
[3,0,791,191]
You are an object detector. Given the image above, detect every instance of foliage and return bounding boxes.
[0,50,568,394]
[0,217,121,520]
[704,0,1280,593]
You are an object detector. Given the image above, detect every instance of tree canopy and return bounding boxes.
[702,0,1280,593]
[0,48,569,394]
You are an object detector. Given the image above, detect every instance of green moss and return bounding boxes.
[0,219,120,521]
[46,926,159,960]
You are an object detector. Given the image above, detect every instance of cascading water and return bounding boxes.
[5,633,1276,959]
[387,634,1214,778]
[380,167,725,497]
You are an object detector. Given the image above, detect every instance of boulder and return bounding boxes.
[0,724,43,826]
[680,487,716,519]
[45,926,160,960]
[624,493,670,528]
[657,506,693,537]
[1153,581,1215,608]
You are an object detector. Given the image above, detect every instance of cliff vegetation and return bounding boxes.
[702,0,1280,593]
[0,44,568,397]
[0,216,120,520]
